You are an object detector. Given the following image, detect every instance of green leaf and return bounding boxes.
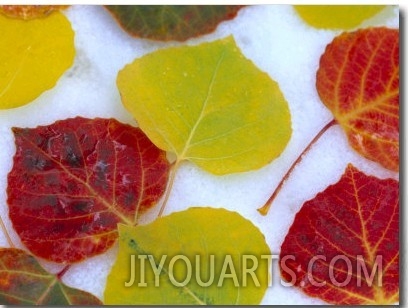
[0,11,75,109]
[117,36,292,175]
[105,5,244,42]
[104,207,271,305]
[0,248,102,305]
[293,5,386,30]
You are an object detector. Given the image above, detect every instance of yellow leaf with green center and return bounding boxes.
[294,5,386,30]
[104,207,271,305]
[117,36,291,175]
[0,11,75,109]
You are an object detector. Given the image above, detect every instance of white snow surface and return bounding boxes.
[0,5,399,305]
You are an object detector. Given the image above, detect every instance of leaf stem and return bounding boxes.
[157,160,181,218]
[57,265,71,280]
[0,214,14,247]
[258,119,337,216]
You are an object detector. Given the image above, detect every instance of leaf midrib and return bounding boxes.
[131,239,207,305]
[178,48,226,162]
[338,89,398,125]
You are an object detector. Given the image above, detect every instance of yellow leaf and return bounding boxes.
[294,5,386,30]
[0,11,75,109]
[117,36,291,175]
[104,207,271,305]
[0,5,68,20]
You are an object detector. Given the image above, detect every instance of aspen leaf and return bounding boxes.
[280,164,399,304]
[7,117,170,263]
[317,28,399,171]
[294,5,386,29]
[104,207,271,305]
[105,5,244,42]
[117,36,292,175]
[0,11,75,109]
[258,27,399,216]
[0,5,68,19]
[0,248,102,305]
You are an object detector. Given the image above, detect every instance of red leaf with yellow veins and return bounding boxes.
[0,5,68,20]
[280,164,399,304]
[259,27,398,216]
[0,248,102,304]
[7,117,170,263]
[316,27,399,171]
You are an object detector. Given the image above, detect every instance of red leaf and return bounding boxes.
[316,27,399,171]
[7,117,170,263]
[0,248,102,304]
[280,164,399,304]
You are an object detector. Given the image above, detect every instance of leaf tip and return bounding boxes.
[11,126,24,136]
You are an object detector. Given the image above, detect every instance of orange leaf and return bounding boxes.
[280,164,399,304]
[7,117,170,263]
[316,28,399,171]
[0,5,68,20]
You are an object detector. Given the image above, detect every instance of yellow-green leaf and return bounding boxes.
[294,5,386,30]
[104,207,271,305]
[0,11,75,109]
[117,36,291,175]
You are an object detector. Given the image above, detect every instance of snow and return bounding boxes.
[0,5,399,305]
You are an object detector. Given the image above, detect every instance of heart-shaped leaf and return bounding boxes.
[118,36,292,176]
[0,11,75,109]
[105,5,244,42]
[280,164,399,304]
[316,27,399,171]
[0,248,102,305]
[258,26,399,216]
[7,117,170,263]
[104,207,271,305]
